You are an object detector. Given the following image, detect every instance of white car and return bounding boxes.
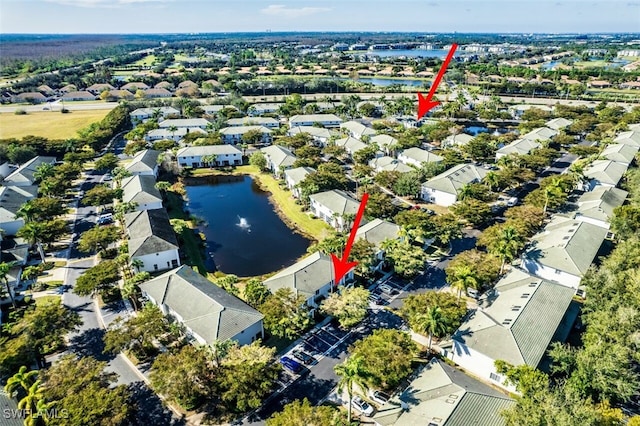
[378,283,394,295]
[369,390,390,406]
[352,396,375,416]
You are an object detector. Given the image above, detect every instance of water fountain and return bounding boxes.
[237,216,251,231]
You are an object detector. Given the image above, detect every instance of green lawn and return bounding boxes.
[35,295,61,306]
[0,109,109,139]
[132,54,156,67]
[165,191,208,275]
[192,165,332,241]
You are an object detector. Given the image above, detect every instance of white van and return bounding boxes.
[506,197,518,207]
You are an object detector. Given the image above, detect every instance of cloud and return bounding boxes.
[44,0,170,8]
[260,4,332,18]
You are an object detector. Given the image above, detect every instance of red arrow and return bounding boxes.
[330,193,369,284]
[417,43,458,119]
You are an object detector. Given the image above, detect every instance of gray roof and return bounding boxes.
[370,134,398,148]
[176,145,242,157]
[496,138,541,156]
[260,145,297,168]
[250,102,283,112]
[139,265,263,344]
[583,160,628,186]
[290,114,342,124]
[263,251,333,299]
[284,166,315,186]
[452,268,575,366]
[545,117,573,130]
[3,156,56,186]
[0,389,22,426]
[220,125,272,136]
[524,216,607,276]
[226,117,279,127]
[130,106,179,117]
[125,209,178,257]
[373,358,513,426]
[521,127,557,141]
[575,186,628,224]
[147,127,206,139]
[340,120,376,136]
[125,149,160,174]
[369,156,414,173]
[601,143,639,165]
[121,175,162,206]
[399,147,443,164]
[335,136,368,154]
[422,164,489,196]
[0,186,37,222]
[444,133,474,146]
[310,189,359,216]
[355,218,400,248]
[288,126,332,139]
[158,118,210,128]
[613,130,640,147]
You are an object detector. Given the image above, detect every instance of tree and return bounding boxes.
[415,306,448,349]
[430,213,463,247]
[503,205,544,236]
[150,345,212,410]
[401,292,466,340]
[202,154,218,168]
[249,151,268,171]
[94,153,119,172]
[380,239,426,278]
[611,205,640,241]
[20,197,68,222]
[259,288,312,340]
[82,185,117,210]
[393,172,422,198]
[73,260,120,296]
[320,287,370,328]
[334,356,369,424]
[243,278,271,308]
[216,274,240,296]
[41,355,130,426]
[267,398,342,426]
[447,263,478,300]
[217,342,281,412]
[33,163,55,182]
[77,225,120,254]
[349,238,376,276]
[446,249,500,297]
[103,303,169,360]
[4,365,38,397]
[478,224,525,273]
[16,222,47,262]
[0,261,17,308]
[242,128,265,144]
[350,329,417,390]
[451,198,492,226]
[309,233,346,256]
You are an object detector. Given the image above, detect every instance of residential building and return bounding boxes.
[2,156,56,187]
[355,218,400,269]
[288,126,332,146]
[140,266,264,346]
[441,269,577,392]
[125,149,160,177]
[0,185,38,235]
[0,390,23,426]
[573,186,627,229]
[309,189,360,231]
[421,164,489,207]
[220,125,272,145]
[521,127,557,142]
[582,159,628,189]
[260,145,297,177]
[145,127,206,142]
[125,209,180,273]
[12,92,46,103]
[284,166,315,198]
[106,89,134,100]
[368,156,414,173]
[443,133,474,148]
[370,134,398,154]
[263,251,353,308]
[87,83,115,94]
[495,138,541,160]
[226,117,280,129]
[248,103,283,116]
[397,147,443,167]
[521,216,607,288]
[613,131,640,147]
[545,117,573,131]
[600,143,639,165]
[61,91,97,101]
[340,120,376,138]
[334,136,368,157]
[121,82,149,91]
[158,118,210,130]
[289,114,343,128]
[129,106,179,123]
[121,175,163,211]
[373,358,514,426]
[176,145,243,168]
[0,162,15,179]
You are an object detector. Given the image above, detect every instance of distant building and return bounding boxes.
[220,125,272,145]
[226,117,280,129]
[309,189,360,231]
[421,164,489,207]
[125,209,180,273]
[289,114,343,128]
[260,145,297,177]
[121,175,163,211]
[125,149,160,177]
[176,145,243,168]
[3,156,57,187]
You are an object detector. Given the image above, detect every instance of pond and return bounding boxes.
[184,175,311,276]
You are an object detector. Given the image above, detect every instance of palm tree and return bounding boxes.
[15,202,37,223]
[112,166,132,189]
[457,184,474,201]
[483,171,502,192]
[131,258,144,273]
[17,222,46,262]
[33,163,55,183]
[168,125,178,141]
[121,279,139,311]
[448,264,478,301]
[202,154,217,168]
[415,306,448,350]
[492,225,524,274]
[0,262,16,308]
[4,366,38,396]
[21,265,42,290]
[542,181,564,214]
[154,181,172,194]
[18,380,47,426]
[334,356,369,424]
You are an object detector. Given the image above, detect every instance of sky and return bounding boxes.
[1,0,639,34]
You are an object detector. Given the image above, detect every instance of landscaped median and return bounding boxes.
[191,165,333,241]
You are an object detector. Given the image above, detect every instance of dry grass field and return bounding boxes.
[0,110,109,139]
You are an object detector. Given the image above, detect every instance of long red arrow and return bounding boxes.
[417,43,458,119]
[330,193,369,284]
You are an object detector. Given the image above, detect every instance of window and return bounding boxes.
[315,289,320,295]
[154,264,158,271]
[171,259,178,267]
[555,269,562,275]
[490,372,502,382]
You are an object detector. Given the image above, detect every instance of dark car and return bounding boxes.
[280,356,303,374]
[292,349,315,365]
[368,294,384,305]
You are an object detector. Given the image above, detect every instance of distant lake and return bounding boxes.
[366,49,451,58]
[343,77,429,87]
[184,175,311,276]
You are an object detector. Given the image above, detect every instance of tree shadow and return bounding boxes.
[127,381,186,426]
[68,327,112,362]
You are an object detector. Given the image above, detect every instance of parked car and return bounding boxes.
[506,196,518,207]
[103,173,113,182]
[280,356,303,374]
[369,390,390,406]
[97,213,113,225]
[352,396,375,416]
[368,294,384,305]
[292,349,315,365]
[378,283,395,295]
